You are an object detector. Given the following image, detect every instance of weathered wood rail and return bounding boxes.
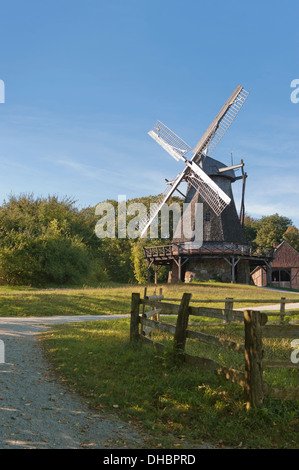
[130,290,299,409]
[144,243,274,259]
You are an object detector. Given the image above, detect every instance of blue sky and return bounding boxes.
[0,0,298,226]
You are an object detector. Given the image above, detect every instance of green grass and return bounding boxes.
[0,281,298,317]
[0,283,135,317]
[42,317,299,449]
[1,281,298,448]
[153,321,299,388]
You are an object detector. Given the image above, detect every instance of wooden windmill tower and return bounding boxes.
[141,85,272,284]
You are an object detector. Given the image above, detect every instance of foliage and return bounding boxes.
[0,193,297,286]
[0,194,104,286]
[243,214,259,245]
[283,225,299,251]
[131,239,170,284]
[243,213,299,253]
[0,222,91,286]
[95,194,182,284]
[99,238,134,283]
[254,213,292,249]
[131,239,148,284]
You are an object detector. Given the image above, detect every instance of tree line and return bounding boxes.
[243,214,299,250]
[0,193,297,286]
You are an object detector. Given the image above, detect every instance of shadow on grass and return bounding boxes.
[0,293,131,317]
[42,318,299,449]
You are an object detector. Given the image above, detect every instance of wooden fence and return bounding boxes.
[130,290,299,409]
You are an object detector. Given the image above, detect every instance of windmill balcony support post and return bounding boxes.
[171,256,182,282]
[223,256,240,284]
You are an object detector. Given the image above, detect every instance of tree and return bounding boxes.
[94,194,183,284]
[0,194,106,286]
[99,238,134,283]
[131,239,148,284]
[283,225,299,251]
[243,214,259,245]
[254,213,292,249]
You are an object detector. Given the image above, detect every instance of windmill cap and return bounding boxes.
[199,156,237,180]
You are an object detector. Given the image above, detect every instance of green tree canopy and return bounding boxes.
[283,225,299,251]
[243,214,259,244]
[0,193,296,286]
[0,194,106,286]
[254,213,292,249]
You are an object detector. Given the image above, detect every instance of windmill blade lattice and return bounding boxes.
[143,85,249,231]
[192,86,249,160]
[185,171,229,216]
[148,121,192,162]
[205,88,249,156]
[138,170,187,237]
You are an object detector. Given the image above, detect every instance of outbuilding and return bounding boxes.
[251,241,299,289]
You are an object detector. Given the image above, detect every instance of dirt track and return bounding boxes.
[0,315,218,449]
[0,315,146,449]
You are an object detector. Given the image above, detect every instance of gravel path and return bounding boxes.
[0,315,221,450]
[0,315,147,449]
[239,303,299,312]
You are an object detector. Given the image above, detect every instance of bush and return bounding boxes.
[0,195,101,286]
[0,222,91,286]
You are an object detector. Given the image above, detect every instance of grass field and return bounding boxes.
[0,280,298,317]
[41,317,299,449]
[14,281,294,450]
[0,282,298,448]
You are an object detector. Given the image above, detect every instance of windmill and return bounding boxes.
[141,85,253,284]
[140,85,248,235]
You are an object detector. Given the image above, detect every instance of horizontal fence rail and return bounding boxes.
[130,289,299,409]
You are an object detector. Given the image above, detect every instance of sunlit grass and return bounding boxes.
[0,281,298,317]
[42,316,299,449]
[1,281,298,447]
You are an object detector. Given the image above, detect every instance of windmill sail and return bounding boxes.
[148,121,191,162]
[185,161,231,216]
[147,120,232,216]
[145,85,248,226]
[139,170,187,237]
[192,85,249,160]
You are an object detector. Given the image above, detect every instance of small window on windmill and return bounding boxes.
[205,212,211,222]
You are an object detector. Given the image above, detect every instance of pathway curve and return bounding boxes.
[0,315,146,449]
[239,303,299,312]
[0,315,217,450]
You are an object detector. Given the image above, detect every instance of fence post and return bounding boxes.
[279,297,286,324]
[153,288,163,322]
[173,293,192,360]
[224,298,234,324]
[130,293,141,342]
[244,309,266,409]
